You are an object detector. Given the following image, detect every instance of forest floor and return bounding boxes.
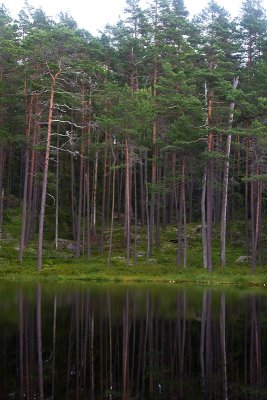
[0,208,267,288]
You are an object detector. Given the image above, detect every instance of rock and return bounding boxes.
[235,256,252,264]
[193,225,207,234]
[137,251,146,258]
[56,239,76,251]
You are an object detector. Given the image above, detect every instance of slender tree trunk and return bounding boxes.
[133,162,138,265]
[254,162,262,266]
[162,153,167,229]
[71,150,77,240]
[139,152,145,228]
[100,132,108,254]
[155,166,161,248]
[220,77,239,267]
[86,92,92,258]
[55,132,59,250]
[37,69,60,271]
[92,135,99,235]
[0,145,4,240]
[206,92,214,272]
[245,138,249,255]
[108,156,116,267]
[76,81,85,257]
[201,170,208,269]
[169,152,176,224]
[19,93,34,262]
[148,60,158,258]
[26,95,40,245]
[125,133,131,266]
[251,174,256,273]
[182,159,187,268]
[144,151,150,260]
[177,184,183,267]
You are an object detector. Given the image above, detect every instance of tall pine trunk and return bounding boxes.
[125,133,131,266]
[220,77,239,267]
[37,69,60,271]
[0,145,4,240]
[19,93,34,262]
[76,81,85,257]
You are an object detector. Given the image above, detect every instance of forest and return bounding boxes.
[0,0,267,273]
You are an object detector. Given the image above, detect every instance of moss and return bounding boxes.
[1,208,267,287]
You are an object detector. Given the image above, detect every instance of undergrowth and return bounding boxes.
[0,208,266,287]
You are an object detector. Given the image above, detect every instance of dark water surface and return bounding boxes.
[1,282,267,399]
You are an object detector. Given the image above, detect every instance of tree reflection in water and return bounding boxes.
[0,284,266,399]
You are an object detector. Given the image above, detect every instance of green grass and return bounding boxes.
[1,208,267,287]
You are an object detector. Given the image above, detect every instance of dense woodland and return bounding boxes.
[1,0,267,271]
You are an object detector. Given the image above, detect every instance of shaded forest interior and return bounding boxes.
[1,0,267,271]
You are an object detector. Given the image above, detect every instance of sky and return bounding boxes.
[3,0,267,35]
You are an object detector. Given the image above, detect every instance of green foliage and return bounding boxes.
[1,0,267,274]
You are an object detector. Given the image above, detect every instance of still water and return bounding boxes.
[0,282,267,399]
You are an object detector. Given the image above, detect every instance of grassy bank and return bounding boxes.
[1,262,267,288]
[1,208,267,287]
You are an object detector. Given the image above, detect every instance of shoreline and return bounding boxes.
[0,263,266,288]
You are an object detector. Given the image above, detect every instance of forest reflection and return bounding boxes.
[1,285,266,399]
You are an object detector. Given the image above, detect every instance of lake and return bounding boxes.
[0,282,266,399]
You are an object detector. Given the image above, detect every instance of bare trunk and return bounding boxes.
[139,153,145,228]
[144,151,150,260]
[251,177,256,273]
[37,69,60,271]
[86,93,92,258]
[26,95,39,245]
[148,60,158,258]
[125,134,131,266]
[108,156,116,267]
[182,159,187,268]
[133,162,138,265]
[245,138,249,254]
[71,151,77,240]
[0,145,4,240]
[76,81,85,257]
[201,170,208,269]
[220,77,239,267]
[20,94,34,262]
[55,133,59,250]
[100,132,108,254]
[206,92,214,272]
[206,165,213,272]
[92,145,99,235]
